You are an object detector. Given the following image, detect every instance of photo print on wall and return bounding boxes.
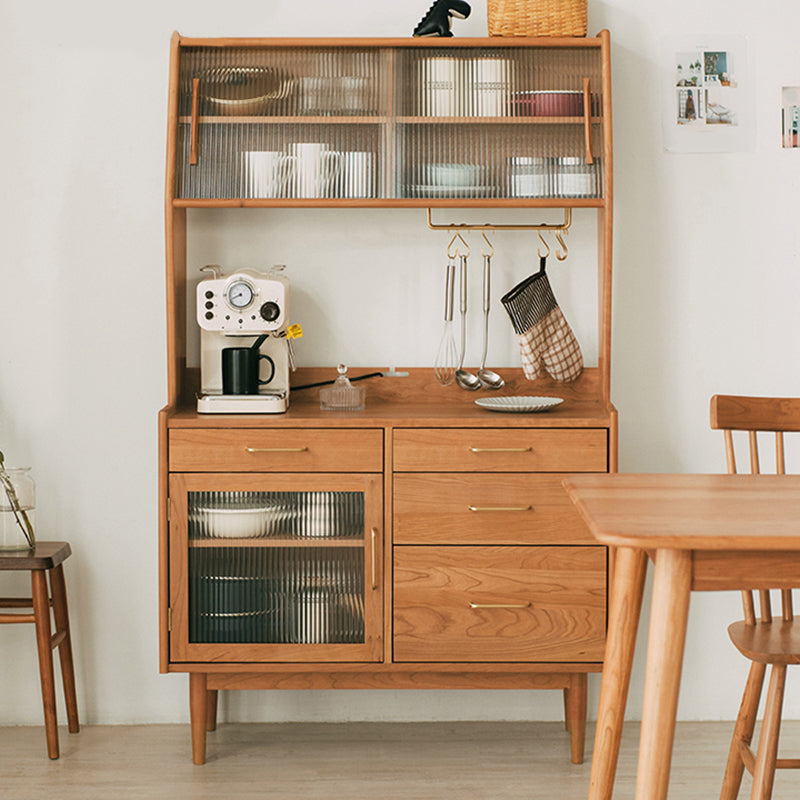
[781,87,800,148]
[662,36,753,153]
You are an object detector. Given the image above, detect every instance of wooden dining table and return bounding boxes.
[562,473,800,800]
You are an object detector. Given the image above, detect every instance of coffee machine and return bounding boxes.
[196,265,293,413]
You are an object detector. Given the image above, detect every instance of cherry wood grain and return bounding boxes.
[393,545,606,663]
[393,428,607,473]
[169,428,383,472]
[563,473,800,550]
[393,473,595,545]
[711,394,800,433]
[710,393,800,799]
[566,472,800,800]
[161,31,616,766]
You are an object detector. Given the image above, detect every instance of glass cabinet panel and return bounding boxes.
[172,40,606,203]
[189,545,365,645]
[169,474,383,662]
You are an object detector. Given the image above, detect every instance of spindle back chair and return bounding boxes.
[710,394,800,800]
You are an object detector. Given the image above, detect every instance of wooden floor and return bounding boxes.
[2,720,800,799]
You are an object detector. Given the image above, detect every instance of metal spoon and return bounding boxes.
[455,254,482,391]
[477,252,504,389]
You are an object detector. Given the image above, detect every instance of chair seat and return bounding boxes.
[0,542,71,571]
[728,620,800,665]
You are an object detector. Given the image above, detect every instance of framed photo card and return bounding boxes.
[662,36,753,153]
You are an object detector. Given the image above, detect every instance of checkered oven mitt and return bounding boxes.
[501,258,583,383]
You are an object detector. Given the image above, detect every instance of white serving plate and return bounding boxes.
[475,396,564,413]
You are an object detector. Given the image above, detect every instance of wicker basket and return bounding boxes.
[487,0,588,37]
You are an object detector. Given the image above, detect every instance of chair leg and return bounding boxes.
[750,665,786,800]
[31,569,59,759]
[720,660,767,800]
[49,564,79,734]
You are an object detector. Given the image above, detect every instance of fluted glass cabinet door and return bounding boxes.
[168,473,383,662]
[171,39,607,204]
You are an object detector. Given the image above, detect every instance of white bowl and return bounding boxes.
[427,163,482,187]
[195,507,268,538]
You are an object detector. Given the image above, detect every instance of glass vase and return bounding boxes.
[0,467,36,551]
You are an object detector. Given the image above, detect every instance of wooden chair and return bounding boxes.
[0,541,79,758]
[710,394,800,800]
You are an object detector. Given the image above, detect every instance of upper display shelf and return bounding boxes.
[167,34,611,206]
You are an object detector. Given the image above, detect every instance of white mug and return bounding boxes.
[242,151,288,198]
[337,151,375,198]
[289,142,341,198]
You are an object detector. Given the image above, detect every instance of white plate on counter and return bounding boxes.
[475,396,564,413]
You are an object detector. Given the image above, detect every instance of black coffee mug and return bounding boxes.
[221,348,276,395]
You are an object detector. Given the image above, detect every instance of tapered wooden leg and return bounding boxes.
[49,564,79,734]
[206,689,219,732]
[563,688,571,732]
[189,673,208,765]
[31,570,59,759]
[635,549,692,800]
[720,660,767,800]
[588,546,648,800]
[566,673,587,764]
[751,665,786,800]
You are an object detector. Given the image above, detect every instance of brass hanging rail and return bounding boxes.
[425,207,572,233]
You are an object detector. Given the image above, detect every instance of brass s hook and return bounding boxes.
[537,231,550,259]
[447,231,459,259]
[447,231,470,258]
[555,229,569,261]
[480,230,494,258]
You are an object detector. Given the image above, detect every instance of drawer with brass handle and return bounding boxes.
[393,473,596,545]
[169,429,383,472]
[392,428,606,472]
[393,545,606,663]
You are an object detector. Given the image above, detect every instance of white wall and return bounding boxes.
[1,0,799,726]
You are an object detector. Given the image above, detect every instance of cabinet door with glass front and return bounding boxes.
[168,473,383,662]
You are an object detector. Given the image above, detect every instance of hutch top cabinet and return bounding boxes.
[160,31,615,766]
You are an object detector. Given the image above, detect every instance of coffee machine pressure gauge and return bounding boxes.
[226,280,254,310]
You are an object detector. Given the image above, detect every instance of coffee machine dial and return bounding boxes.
[226,280,254,309]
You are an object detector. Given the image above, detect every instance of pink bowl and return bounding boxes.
[533,91,584,116]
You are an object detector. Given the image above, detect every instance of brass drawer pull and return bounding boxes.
[469,447,532,453]
[245,447,309,453]
[371,528,379,590]
[468,505,531,513]
[469,602,531,609]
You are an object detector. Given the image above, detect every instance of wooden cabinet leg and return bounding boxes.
[206,689,219,732]
[566,673,587,764]
[588,546,648,800]
[50,564,80,734]
[31,570,59,759]
[189,673,208,764]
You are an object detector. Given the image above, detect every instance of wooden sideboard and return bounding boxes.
[160,32,615,765]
